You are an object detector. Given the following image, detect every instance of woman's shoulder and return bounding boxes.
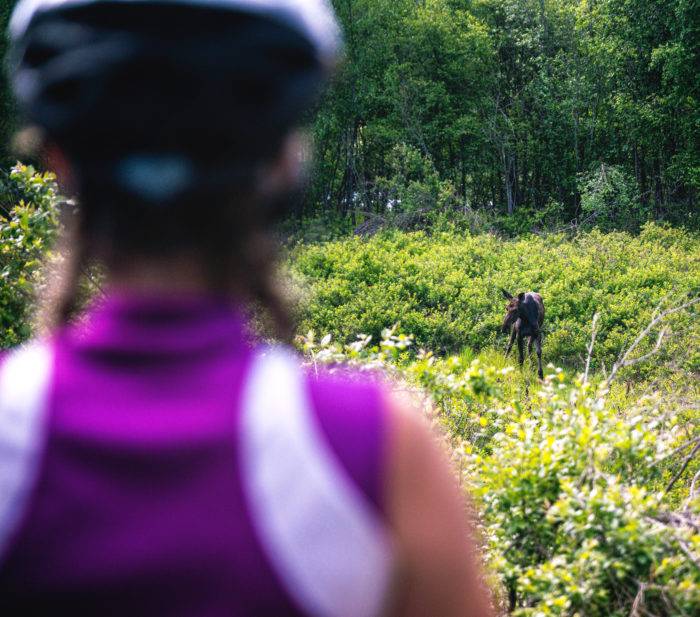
[305,366,387,423]
[304,366,390,513]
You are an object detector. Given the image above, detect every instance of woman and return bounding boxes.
[0,1,494,615]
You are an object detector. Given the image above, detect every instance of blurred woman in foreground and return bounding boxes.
[0,1,494,615]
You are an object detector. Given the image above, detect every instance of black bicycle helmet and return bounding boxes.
[7,0,342,203]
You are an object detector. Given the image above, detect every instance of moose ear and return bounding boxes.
[518,292,526,302]
[501,288,513,300]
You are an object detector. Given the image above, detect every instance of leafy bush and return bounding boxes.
[465,377,699,616]
[300,330,700,616]
[372,143,460,215]
[293,221,700,616]
[0,162,697,615]
[495,201,568,237]
[290,225,700,376]
[0,164,60,346]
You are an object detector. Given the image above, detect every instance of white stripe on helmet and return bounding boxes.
[10,0,342,66]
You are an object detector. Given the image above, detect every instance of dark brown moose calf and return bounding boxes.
[501,289,545,379]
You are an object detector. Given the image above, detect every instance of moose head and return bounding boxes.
[500,289,525,333]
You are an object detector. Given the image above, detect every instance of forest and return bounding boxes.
[0,0,699,615]
[298,0,699,235]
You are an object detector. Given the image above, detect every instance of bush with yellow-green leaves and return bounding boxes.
[298,330,700,616]
[291,224,700,377]
[464,374,699,616]
[0,163,59,346]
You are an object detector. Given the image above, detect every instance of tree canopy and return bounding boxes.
[307,0,699,230]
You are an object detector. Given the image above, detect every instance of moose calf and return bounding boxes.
[501,289,545,379]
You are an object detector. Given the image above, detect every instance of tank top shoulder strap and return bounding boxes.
[240,346,393,617]
[0,341,53,563]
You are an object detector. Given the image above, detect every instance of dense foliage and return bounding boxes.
[300,327,700,616]
[292,219,700,614]
[1,0,697,230]
[0,163,58,346]
[304,0,699,232]
[292,224,700,373]
[291,216,700,614]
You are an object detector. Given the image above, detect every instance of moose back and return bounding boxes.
[501,289,545,379]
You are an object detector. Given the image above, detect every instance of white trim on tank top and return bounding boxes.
[240,347,393,617]
[0,341,53,563]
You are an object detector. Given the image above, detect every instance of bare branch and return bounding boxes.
[607,297,700,384]
[665,440,700,495]
[683,469,700,512]
[629,581,647,617]
[620,327,668,369]
[584,312,600,384]
[677,538,700,571]
[652,435,700,466]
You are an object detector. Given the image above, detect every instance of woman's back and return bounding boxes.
[0,294,390,616]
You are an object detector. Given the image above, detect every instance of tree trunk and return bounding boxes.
[502,146,516,215]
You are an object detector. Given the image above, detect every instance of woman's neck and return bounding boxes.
[107,255,219,297]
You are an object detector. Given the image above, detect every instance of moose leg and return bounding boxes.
[528,336,534,357]
[505,327,516,356]
[535,334,543,379]
[517,333,525,366]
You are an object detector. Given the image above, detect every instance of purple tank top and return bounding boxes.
[0,293,392,616]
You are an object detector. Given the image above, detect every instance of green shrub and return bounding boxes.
[292,221,700,615]
[290,224,700,377]
[373,143,460,215]
[465,375,699,616]
[0,164,60,347]
[0,161,697,616]
[300,330,700,616]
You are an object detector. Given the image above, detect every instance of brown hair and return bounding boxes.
[38,161,294,340]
